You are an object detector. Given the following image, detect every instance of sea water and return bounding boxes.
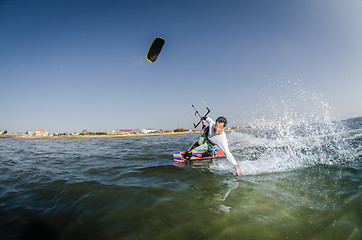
[1,84,361,240]
[0,117,360,240]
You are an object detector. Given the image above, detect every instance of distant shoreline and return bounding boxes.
[0,129,249,140]
[0,131,204,140]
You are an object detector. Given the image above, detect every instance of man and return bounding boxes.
[185,116,243,176]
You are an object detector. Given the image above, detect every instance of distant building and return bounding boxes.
[118,129,135,134]
[36,129,48,136]
[108,129,136,135]
[107,130,116,135]
[140,129,157,134]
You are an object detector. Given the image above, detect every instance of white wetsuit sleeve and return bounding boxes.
[218,137,238,166]
[205,117,214,126]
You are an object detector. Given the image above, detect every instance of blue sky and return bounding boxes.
[1,0,361,132]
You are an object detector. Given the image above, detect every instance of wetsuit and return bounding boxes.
[197,117,238,166]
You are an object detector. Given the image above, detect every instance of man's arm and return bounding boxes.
[234,165,243,176]
[223,147,243,175]
[217,135,243,176]
[204,116,214,125]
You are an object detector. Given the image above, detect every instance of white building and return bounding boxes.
[35,129,48,136]
[140,129,157,134]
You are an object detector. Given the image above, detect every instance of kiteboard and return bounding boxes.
[173,149,225,163]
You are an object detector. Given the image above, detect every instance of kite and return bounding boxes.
[146,37,165,63]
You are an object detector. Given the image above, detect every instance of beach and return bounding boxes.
[0,130,204,139]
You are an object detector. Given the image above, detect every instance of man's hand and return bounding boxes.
[235,165,243,176]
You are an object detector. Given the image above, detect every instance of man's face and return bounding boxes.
[214,121,225,135]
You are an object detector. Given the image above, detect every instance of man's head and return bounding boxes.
[214,116,227,135]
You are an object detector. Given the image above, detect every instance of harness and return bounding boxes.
[204,126,212,144]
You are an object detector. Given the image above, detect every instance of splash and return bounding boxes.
[211,81,358,175]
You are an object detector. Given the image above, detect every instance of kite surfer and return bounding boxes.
[184,116,243,176]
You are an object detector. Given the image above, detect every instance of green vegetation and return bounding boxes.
[173,128,187,132]
[79,132,107,136]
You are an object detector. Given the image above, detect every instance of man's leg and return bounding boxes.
[206,142,217,157]
[185,134,207,160]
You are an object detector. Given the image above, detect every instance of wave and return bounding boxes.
[226,118,361,175]
[213,81,361,175]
